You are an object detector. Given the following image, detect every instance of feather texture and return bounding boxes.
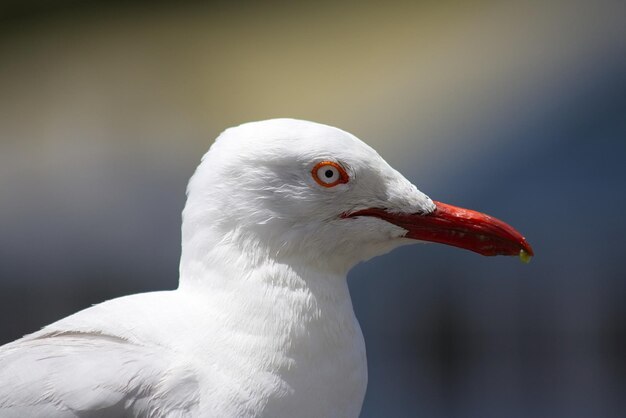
[0,332,199,417]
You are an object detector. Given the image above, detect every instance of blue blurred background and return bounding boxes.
[1,1,625,416]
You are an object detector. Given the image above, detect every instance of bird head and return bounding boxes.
[182,119,532,274]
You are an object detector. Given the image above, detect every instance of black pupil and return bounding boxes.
[324,169,335,179]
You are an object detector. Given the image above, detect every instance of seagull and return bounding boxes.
[0,119,533,417]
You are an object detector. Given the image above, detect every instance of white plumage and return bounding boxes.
[0,118,531,417]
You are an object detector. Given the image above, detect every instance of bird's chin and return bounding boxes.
[343,236,415,266]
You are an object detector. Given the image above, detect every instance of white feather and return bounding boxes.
[0,119,435,417]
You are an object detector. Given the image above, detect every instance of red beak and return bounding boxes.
[343,201,534,260]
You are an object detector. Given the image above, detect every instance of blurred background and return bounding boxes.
[1,1,625,416]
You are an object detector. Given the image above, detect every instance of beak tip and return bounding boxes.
[519,249,532,264]
[518,238,534,263]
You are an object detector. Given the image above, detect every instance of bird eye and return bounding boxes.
[311,161,349,188]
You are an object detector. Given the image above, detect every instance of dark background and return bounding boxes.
[1,1,625,417]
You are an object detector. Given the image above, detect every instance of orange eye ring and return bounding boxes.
[311,161,349,188]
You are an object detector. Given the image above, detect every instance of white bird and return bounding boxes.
[0,119,533,417]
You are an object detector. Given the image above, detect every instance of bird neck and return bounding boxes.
[176,227,358,354]
[177,227,359,364]
[176,226,367,416]
[178,226,357,333]
[178,222,353,291]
